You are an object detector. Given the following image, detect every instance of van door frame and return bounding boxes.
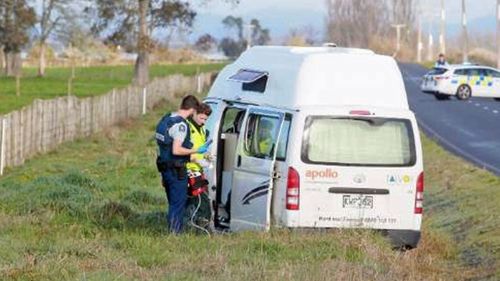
[230,106,286,231]
[204,99,251,228]
[214,104,248,211]
[203,99,226,191]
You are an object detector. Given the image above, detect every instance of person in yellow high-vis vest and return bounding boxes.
[185,103,212,229]
[187,103,212,172]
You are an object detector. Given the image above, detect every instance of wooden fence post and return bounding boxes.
[67,77,73,96]
[196,66,202,94]
[142,87,147,115]
[0,72,217,174]
[16,76,21,96]
[0,118,6,176]
[113,90,117,123]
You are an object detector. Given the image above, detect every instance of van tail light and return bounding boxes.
[286,167,300,210]
[414,172,424,214]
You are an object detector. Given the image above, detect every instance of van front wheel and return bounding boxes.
[456,85,472,100]
[494,98,500,101]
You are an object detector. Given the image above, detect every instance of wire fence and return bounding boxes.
[0,72,215,175]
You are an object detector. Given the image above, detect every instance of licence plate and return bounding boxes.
[342,195,373,209]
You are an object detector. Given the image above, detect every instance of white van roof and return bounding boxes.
[207,46,409,110]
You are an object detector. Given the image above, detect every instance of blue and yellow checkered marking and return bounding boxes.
[454,75,494,87]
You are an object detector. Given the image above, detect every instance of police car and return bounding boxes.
[421,64,500,101]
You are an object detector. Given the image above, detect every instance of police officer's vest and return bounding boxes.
[186,119,207,172]
[155,113,193,163]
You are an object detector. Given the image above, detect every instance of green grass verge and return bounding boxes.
[0,63,225,115]
[0,96,496,280]
[422,136,500,278]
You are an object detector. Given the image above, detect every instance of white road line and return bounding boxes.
[403,67,500,175]
[484,107,489,110]
[468,100,473,103]
[475,103,481,107]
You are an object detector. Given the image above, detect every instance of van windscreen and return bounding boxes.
[301,117,416,166]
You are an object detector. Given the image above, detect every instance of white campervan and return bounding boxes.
[203,46,424,248]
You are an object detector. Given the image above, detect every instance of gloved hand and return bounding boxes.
[203,153,214,162]
[196,141,212,154]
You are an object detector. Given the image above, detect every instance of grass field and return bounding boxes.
[0,63,225,115]
[423,137,500,278]
[0,96,498,280]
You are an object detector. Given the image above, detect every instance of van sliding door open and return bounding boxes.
[230,106,285,231]
[203,100,227,206]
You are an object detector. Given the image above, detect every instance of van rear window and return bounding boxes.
[301,117,416,166]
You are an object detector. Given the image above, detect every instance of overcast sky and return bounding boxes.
[195,0,495,24]
[189,0,496,43]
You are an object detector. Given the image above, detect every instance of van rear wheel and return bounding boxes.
[456,85,471,100]
[387,230,421,250]
[495,98,500,101]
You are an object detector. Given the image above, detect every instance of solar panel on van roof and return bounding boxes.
[228,69,268,83]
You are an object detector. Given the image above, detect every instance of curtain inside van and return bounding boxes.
[305,117,414,166]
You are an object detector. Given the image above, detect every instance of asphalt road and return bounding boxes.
[399,63,500,176]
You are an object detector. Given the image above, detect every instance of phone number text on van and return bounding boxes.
[318,216,398,225]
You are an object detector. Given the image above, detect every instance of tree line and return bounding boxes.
[1,0,418,86]
[0,0,238,86]
[326,0,416,56]
[194,16,271,59]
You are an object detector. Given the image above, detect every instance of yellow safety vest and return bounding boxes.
[186,120,207,172]
[259,138,272,155]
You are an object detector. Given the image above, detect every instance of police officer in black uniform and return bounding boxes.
[435,53,448,67]
[155,95,211,233]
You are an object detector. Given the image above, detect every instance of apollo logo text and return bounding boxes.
[305,169,338,181]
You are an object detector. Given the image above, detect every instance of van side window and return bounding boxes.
[244,114,280,159]
[242,76,268,93]
[454,69,467,76]
[222,108,246,134]
[204,102,218,137]
[276,114,292,161]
